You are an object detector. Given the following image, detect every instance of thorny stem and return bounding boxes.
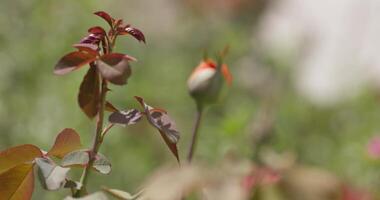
[187,105,203,163]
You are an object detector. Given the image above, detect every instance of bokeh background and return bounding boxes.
[1,0,380,199]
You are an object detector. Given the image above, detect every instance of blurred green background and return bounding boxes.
[1,0,380,199]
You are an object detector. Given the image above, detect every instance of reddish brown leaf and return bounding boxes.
[88,26,106,35]
[0,164,34,200]
[134,96,180,162]
[73,32,104,54]
[105,101,119,112]
[119,26,146,43]
[114,19,124,28]
[72,43,99,55]
[54,51,96,75]
[97,53,134,85]
[109,109,143,126]
[78,65,100,118]
[47,128,82,159]
[94,11,115,27]
[159,130,179,162]
[0,144,42,174]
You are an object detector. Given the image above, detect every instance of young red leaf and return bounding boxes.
[118,26,146,43]
[0,144,42,174]
[0,164,34,200]
[114,19,124,29]
[97,53,134,85]
[158,130,180,163]
[72,44,99,55]
[78,65,100,118]
[134,96,180,162]
[73,32,104,54]
[54,51,96,75]
[88,26,106,35]
[35,157,70,191]
[94,11,115,27]
[47,128,82,159]
[109,109,142,126]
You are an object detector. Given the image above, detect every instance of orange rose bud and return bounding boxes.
[187,58,232,106]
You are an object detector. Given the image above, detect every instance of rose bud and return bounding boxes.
[187,58,232,106]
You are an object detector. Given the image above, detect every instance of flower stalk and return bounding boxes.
[187,105,203,162]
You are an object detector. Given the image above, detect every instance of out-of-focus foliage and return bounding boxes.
[1,0,380,199]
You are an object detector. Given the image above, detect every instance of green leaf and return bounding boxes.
[97,53,133,85]
[0,164,34,200]
[0,144,42,174]
[61,150,89,168]
[102,187,140,200]
[64,192,109,200]
[47,128,82,159]
[93,153,111,174]
[35,157,70,190]
[54,51,96,75]
[78,65,100,119]
[61,150,111,174]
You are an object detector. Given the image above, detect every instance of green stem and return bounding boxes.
[75,78,108,197]
[187,105,203,163]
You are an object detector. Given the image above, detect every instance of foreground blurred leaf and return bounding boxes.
[93,153,112,174]
[97,53,133,85]
[78,65,100,118]
[135,96,180,162]
[108,109,142,126]
[0,144,42,174]
[61,150,89,168]
[0,164,34,200]
[64,192,109,200]
[35,158,70,190]
[102,187,139,200]
[47,128,82,159]
[54,51,96,75]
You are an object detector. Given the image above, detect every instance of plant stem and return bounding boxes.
[187,105,203,163]
[75,78,108,197]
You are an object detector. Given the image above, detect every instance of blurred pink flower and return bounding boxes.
[367,136,380,159]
